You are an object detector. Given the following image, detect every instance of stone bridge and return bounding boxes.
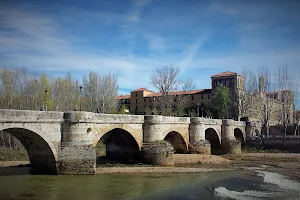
[0,109,261,175]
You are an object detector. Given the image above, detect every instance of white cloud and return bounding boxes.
[143,34,166,51]
[0,1,299,110]
[0,10,70,55]
[126,0,149,23]
[178,36,211,71]
[120,0,150,40]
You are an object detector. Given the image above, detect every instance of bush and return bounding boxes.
[242,146,286,153]
[0,147,29,161]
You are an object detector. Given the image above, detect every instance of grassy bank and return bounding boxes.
[0,147,29,161]
[242,146,287,153]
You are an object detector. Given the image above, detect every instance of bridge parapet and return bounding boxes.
[144,115,190,124]
[190,117,222,125]
[63,112,144,124]
[232,121,246,127]
[0,109,64,123]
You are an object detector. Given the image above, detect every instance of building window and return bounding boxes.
[135,93,137,97]
[232,79,235,87]
[150,105,152,109]
[208,94,210,99]
[215,80,218,86]
[136,99,137,103]
[201,95,203,100]
[226,80,229,86]
[191,95,194,100]
[144,98,146,102]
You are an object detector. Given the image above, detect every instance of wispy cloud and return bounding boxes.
[143,34,166,51]
[120,0,150,39]
[126,0,149,23]
[178,35,212,71]
[0,10,69,55]
[0,0,300,110]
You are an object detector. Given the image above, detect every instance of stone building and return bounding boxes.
[118,71,295,125]
[117,88,212,115]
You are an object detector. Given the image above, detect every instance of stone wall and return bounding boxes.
[269,125,299,136]
[263,136,300,153]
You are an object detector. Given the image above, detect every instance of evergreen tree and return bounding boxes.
[210,85,231,119]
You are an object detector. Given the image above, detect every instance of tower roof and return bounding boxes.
[131,88,154,93]
[211,71,238,78]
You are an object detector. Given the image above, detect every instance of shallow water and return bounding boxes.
[0,166,300,200]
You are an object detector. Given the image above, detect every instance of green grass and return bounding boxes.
[0,147,29,161]
[242,147,287,153]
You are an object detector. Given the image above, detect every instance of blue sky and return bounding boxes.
[0,0,300,102]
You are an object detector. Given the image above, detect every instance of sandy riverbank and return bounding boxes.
[0,161,29,167]
[97,154,232,173]
[1,153,300,176]
[223,153,300,179]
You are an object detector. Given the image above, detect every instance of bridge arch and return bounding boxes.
[164,131,188,153]
[205,128,222,155]
[234,128,245,147]
[95,128,140,164]
[0,128,57,174]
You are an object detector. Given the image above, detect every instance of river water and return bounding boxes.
[0,166,300,200]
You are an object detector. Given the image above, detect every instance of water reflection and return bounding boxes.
[0,167,300,200]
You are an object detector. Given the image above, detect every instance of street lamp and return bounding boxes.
[201,106,204,117]
[152,97,156,114]
[79,85,83,111]
[197,103,200,117]
[44,89,48,111]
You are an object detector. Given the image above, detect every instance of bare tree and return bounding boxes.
[294,111,300,136]
[175,78,196,116]
[98,72,118,113]
[149,66,180,115]
[258,66,274,136]
[234,68,259,120]
[150,66,180,95]
[83,71,118,113]
[52,73,79,111]
[275,65,297,136]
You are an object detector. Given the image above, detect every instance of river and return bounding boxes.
[0,166,300,200]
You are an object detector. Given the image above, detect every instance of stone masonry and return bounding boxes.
[0,109,261,175]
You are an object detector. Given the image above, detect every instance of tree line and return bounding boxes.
[0,67,118,112]
[0,67,119,149]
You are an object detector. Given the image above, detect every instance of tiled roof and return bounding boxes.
[131,88,154,92]
[211,71,237,78]
[116,95,131,100]
[145,89,211,97]
[119,89,212,99]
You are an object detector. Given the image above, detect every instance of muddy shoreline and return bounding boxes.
[1,153,300,177]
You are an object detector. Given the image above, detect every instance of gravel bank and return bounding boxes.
[96,166,233,174]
